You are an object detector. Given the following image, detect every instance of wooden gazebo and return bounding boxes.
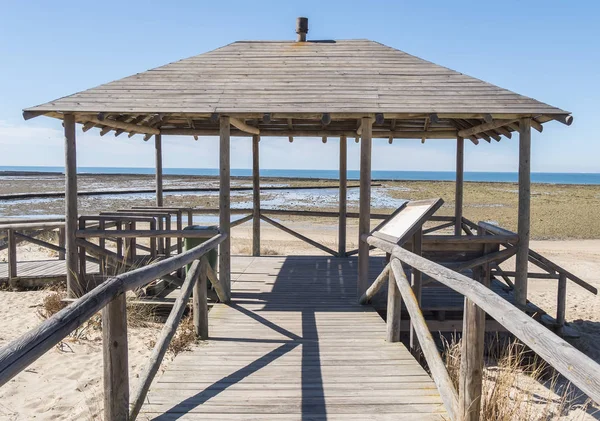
[23,17,573,307]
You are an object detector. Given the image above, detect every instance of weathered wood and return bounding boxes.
[85,116,159,135]
[365,234,600,405]
[155,134,163,207]
[0,233,226,387]
[14,232,65,255]
[252,134,260,256]
[230,117,259,135]
[339,135,347,256]
[220,116,231,302]
[422,221,455,235]
[454,137,464,235]
[76,229,220,239]
[75,238,183,288]
[556,273,567,330]
[454,247,517,272]
[0,221,65,230]
[7,229,17,280]
[203,259,227,302]
[386,266,401,343]
[130,259,203,421]
[358,117,373,298]
[194,259,209,339]
[231,214,253,228]
[410,228,423,353]
[64,114,79,298]
[102,293,129,421]
[515,118,531,307]
[456,118,519,138]
[58,227,66,260]
[358,264,390,304]
[260,215,338,256]
[391,258,458,421]
[459,266,485,421]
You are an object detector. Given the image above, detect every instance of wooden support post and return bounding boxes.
[102,293,129,421]
[515,118,531,307]
[220,116,231,302]
[187,209,194,227]
[155,134,163,207]
[64,113,79,298]
[58,227,65,260]
[128,222,137,262]
[557,273,567,331]
[455,137,464,236]
[252,134,261,256]
[358,117,373,298]
[7,229,17,281]
[459,266,485,421]
[194,259,209,339]
[386,266,401,342]
[78,218,87,293]
[410,228,423,353]
[99,220,106,276]
[338,135,347,257]
[116,222,123,258]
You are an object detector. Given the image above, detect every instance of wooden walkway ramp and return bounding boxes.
[141,256,447,420]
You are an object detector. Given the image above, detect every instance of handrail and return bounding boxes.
[389,257,459,420]
[477,221,597,295]
[0,232,226,388]
[365,233,600,406]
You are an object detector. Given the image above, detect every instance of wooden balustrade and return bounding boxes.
[365,233,600,419]
[0,232,227,421]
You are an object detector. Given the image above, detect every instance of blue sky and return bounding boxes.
[0,0,598,172]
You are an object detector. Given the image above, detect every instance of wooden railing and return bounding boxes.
[0,232,227,421]
[363,232,600,421]
[1,219,68,286]
[468,218,598,331]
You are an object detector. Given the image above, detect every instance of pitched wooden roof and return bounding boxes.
[25,40,567,116]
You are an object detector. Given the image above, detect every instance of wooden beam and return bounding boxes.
[252,134,260,256]
[129,259,203,421]
[338,135,347,257]
[515,118,531,307]
[64,114,79,298]
[459,266,485,421]
[358,116,373,298]
[7,229,16,280]
[230,117,260,135]
[161,128,457,139]
[358,264,390,305]
[22,110,47,120]
[391,258,459,421]
[553,114,573,126]
[102,294,129,421]
[84,117,159,136]
[386,267,401,342]
[155,135,163,207]
[260,215,338,256]
[219,116,231,302]
[455,137,464,236]
[458,119,519,138]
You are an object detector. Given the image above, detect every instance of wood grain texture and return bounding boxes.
[25,41,567,116]
[64,114,79,297]
[140,255,447,420]
[365,234,600,405]
[252,135,260,256]
[155,134,163,207]
[454,137,464,236]
[220,117,231,302]
[338,135,347,257]
[358,117,373,298]
[516,118,531,307]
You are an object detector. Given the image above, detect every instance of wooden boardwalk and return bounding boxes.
[141,256,447,420]
[0,259,98,284]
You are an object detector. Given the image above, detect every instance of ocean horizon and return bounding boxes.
[1,166,600,185]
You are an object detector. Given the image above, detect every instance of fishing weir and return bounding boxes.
[2,17,600,421]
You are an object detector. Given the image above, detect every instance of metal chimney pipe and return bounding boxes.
[296,17,308,42]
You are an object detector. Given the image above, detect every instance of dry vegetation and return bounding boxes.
[383,181,600,239]
[442,336,596,420]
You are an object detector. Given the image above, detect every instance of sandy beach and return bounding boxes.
[0,173,599,420]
